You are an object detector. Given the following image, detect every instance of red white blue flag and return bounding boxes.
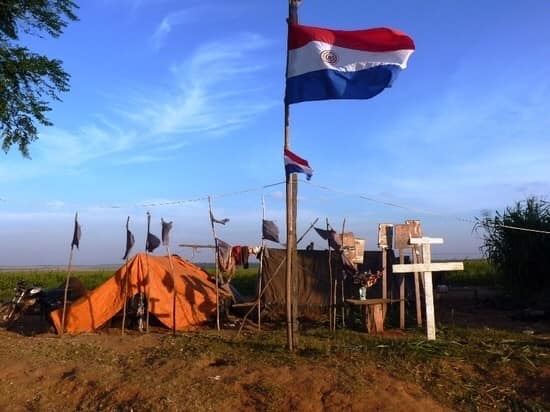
[285,24,415,104]
[284,149,313,180]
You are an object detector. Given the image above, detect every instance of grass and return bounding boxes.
[141,325,549,411]
[439,259,501,287]
[0,270,113,300]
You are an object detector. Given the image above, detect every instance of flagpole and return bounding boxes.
[208,196,221,332]
[165,244,177,336]
[145,211,152,333]
[284,0,301,352]
[121,216,131,335]
[61,211,78,335]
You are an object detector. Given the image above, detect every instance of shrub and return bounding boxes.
[475,197,550,304]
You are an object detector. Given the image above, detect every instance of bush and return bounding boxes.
[476,197,550,304]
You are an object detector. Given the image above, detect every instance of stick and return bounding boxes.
[257,195,266,330]
[326,218,333,331]
[237,256,287,336]
[61,212,78,335]
[165,244,177,335]
[61,246,75,335]
[296,217,319,245]
[208,196,221,332]
[340,218,346,328]
[121,216,131,335]
[145,212,152,333]
[399,248,405,329]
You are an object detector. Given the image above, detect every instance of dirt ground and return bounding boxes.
[0,328,448,412]
[0,286,548,412]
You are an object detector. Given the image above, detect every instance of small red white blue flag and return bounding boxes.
[285,24,415,104]
[284,149,313,180]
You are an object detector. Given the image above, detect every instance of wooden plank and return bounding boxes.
[377,224,393,248]
[394,225,410,249]
[422,243,437,341]
[392,262,464,273]
[346,298,404,305]
[399,249,405,329]
[410,237,443,245]
[412,247,422,327]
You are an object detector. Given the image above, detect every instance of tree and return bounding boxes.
[0,0,78,157]
[476,197,550,304]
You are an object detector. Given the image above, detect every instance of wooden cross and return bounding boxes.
[392,237,464,340]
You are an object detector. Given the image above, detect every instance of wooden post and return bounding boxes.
[208,196,221,332]
[284,0,301,351]
[399,249,405,329]
[378,224,393,321]
[413,246,423,327]
[257,195,267,330]
[419,241,436,340]
[326,218,333,331]
[405,220,423,328]
[291,174,299,347]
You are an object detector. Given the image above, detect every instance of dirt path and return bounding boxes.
[0,329,448,412]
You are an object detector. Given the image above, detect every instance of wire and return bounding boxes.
[300,179,550,235]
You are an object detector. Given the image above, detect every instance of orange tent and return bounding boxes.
[50,253,218,334]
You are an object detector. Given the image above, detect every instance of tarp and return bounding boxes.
[260,248,397,319]
[50,253,218,334]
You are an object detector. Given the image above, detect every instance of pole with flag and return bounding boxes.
[161,218,177,335]
[144,211,160,332]
[61,212,81,335]
[283,0,302,352]
[208,196,221,331]
[121,216,135,335]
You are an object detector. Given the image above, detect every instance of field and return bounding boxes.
[0,261,549,411]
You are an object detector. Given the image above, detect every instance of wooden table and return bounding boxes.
[346,298,403,333]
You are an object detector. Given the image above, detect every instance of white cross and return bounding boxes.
[392,237,464,340]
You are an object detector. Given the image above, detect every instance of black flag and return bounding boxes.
[262,219,280,243]
[161,218,172,246]
[314,227,342,251]
[71,213,81,249]
[123,217,135,260]
[146,232,160,253]
[210,210,229,225]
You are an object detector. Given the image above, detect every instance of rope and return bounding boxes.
[300,180,550,235]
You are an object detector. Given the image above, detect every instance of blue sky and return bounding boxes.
[0,0,549,265]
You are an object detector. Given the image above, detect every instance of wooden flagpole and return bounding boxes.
[284,0,301,352]
[165,243,177,336]
[340,218,346,328]
[145,211,152,333]
[257,195,267,330]
[61,212,78,335]
[208,196,221,332]
[121,216,131,335]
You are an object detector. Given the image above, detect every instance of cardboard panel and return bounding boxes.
[405,219,422,239]
[377,224,393,249]
[394,224,410,250]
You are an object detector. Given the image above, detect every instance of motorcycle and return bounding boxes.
[0,279,86,328]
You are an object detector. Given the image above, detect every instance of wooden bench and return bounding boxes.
[346,298,404,333]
